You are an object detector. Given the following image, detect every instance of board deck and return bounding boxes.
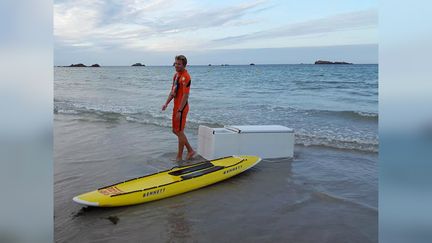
[73,155,261,207]
[168,161,214,176]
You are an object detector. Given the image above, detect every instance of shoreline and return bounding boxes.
[54,111,378,154]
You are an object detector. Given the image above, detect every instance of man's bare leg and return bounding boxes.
[177,131,195,159]
[173,130,183,161]
[177,135,185,161]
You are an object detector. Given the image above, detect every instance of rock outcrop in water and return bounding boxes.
[315,60,353,64]
[65,63,101,67]
[68,63,87,67]
[132,63,145,66]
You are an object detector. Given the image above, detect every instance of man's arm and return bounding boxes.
[162,91,174,110]
[165,91,174,105]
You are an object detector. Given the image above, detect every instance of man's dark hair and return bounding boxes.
[175,55,187,66]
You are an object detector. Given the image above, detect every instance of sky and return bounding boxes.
[54,0,378,65]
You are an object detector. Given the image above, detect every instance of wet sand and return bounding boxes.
[54,113,377,242]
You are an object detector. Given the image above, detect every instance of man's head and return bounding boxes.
[174,55,187,72]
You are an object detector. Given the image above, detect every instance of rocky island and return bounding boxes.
[314,60,353,64]
[131,63,145,66]
[63,63,101,67]
[68,63,87,67]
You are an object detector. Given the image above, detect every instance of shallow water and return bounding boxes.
[54,114,377,242]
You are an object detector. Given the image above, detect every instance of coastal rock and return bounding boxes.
[132,63,145,66]
[314,60,352,64]
[333,61,352,64]
[69,63,87,67]
[91,64,100,67]
[250,63,255,65]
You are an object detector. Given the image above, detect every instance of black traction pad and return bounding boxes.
[169,162,214,176]
[180,166,224,180]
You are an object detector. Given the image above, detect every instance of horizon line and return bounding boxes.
[55,63,378,67]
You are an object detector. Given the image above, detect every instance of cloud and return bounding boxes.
[54,0,270,50]
[159,1,268,31]
[54,1,377,55]
[54,0,103,41]
[211,9,378,45]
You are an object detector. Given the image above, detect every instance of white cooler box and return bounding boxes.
[197,125,294,160]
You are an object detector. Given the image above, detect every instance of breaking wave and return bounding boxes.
[55,100,378,153]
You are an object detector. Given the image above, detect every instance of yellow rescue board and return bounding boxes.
[73,155,261,207]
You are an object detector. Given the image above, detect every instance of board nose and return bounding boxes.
[73,196,99,207]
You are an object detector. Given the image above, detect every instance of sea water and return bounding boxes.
[55,64,378,152]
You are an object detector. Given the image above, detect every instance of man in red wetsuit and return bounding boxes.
[162,55,195,161]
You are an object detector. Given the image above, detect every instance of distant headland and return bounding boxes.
[314,60,353,65]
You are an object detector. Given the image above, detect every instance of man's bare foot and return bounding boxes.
[186,150,196,160]
[175,156,182,162]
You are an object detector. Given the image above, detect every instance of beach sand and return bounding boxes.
[54,113,377,242]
